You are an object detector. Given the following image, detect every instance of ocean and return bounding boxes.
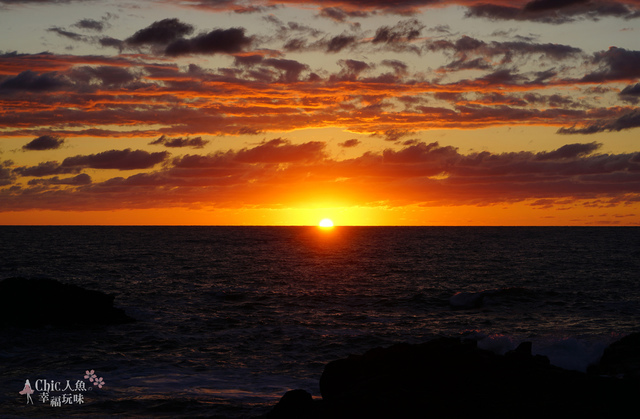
[1,226,639,417]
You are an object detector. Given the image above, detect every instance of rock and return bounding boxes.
[266,389,320,419]
[0,277,134,328]
[314,337,637,418]
[590,332,640,380]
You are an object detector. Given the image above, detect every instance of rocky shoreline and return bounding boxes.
[0,277,134,328]
[266,333,640,418]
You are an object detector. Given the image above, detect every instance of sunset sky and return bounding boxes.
[1,0,639,225]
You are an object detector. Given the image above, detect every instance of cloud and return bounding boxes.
[3,140,640,211]
[61,149,169,170]
[372,19,424,44]
[47,27,85,41]
[332,59,371,80]
[177,0,433,15]
[426,35,582,69]
[558,109,640,134]
[235,138,326,163]
[164,27,252,56]
[22,135,65,151]
[319,6,371,22]
[27,173,91,186]
[0,160,15,186]
[620,83,640,103]
[373,129,413,142]
[68,66,136,88]
[581,47,640,82]
[126,18,194,47]
[465,0,640,23]
[339,139,361,147]
[98,36,124,49]
[73,18,106,32]
[326,34,358,53]
[535,142,601,160]
[149,135,209,149]
[13,161,81,177]
[262,58,309,82]
[0,70,68,93]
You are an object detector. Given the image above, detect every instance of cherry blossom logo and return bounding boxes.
[84,370,106,388]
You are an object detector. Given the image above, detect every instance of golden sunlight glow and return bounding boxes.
[319,218,334,227]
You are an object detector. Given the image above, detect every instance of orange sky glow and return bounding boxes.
[1,0,639,225]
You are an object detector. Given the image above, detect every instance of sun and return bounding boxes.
[319,218,334,228]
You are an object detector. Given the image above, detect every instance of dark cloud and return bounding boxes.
[27,173,91,186]
[13,161,81,177]
[444,57,491,71]
[69,66,136,88]
[0,160,15,186]
[465,4,523,21]
[372,19,424,44]
[47,27,85,41]
[383,141,459,164]
[61,149,169,170]
[426,35,581,63]
[466,0,639,23]
[262,58,309,82]
[262,15,325,41]
[168,139,327,170]
[236,127,263,135]
[234,54,264,67]
[339,139,361,147]
[326,34,358,53]
[235,138,326,163]
[535,142,601,160]
[523,0,589,12]
[376,129,413,142]
[319,6,371,21]
[171,152,233,170]
[475,69,526,85]
[175,0,434,15]
[381,59,408,75]
[167,0,275,13]
[558,109,640,134]
[98,36,124,49]
[426,35,580,76]
[331,59,370,80]
[283,38,307,52]
[126,18,194,46]
[620,83,640,104]
[149,135,209,149]
[4,140,640,211]
[581,47,640,83]
[73,18,105,32]
[164,27,252,56]
[22,135,65,151]
[0,70,68,93]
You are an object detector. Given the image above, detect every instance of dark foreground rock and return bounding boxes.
[589,332,640,379]
[0,277,134,328]
[267,336,639,419]
[266,389,320,419]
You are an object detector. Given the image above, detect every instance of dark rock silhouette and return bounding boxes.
[266,389,320,419]
[0,277,134,327]
[267,336,639,418]
[589,332,640,380]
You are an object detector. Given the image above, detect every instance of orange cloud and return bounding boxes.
[3,140,640,212]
